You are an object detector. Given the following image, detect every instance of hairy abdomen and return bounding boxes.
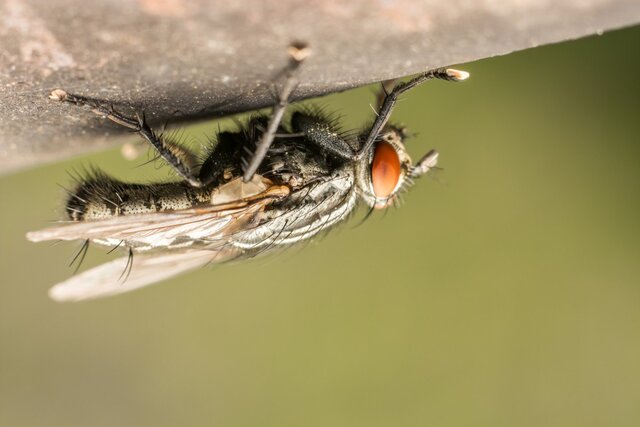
[66,177,211,221]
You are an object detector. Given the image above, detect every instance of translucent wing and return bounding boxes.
[27,177,291,302]
[48,248,238,302]
[27,177,290,245]
[27,203,264,244]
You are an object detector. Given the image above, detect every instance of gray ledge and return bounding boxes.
[1,0,639,174]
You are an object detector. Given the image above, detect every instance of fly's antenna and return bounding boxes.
[410,150,440,178]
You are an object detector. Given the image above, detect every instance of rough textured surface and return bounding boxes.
[1,0,639,174]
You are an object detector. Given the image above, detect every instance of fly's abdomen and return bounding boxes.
[66,175,210,221]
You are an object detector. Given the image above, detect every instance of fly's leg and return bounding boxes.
[242,42,311,182]
[375,79,396,112]
[49,90,204,188]
[356,68,469,160]
[287,68,469,164]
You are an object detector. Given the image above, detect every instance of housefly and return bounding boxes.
[27,45,469,301]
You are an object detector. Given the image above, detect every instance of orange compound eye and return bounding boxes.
[371,142,401,198]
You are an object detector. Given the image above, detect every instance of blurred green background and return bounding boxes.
[1,26,640,427]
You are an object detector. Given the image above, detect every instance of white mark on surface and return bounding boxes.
[206,39,237,55]
[138,0,188,17]
[2,0,76,71]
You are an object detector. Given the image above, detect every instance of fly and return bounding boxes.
[27,44,469,301]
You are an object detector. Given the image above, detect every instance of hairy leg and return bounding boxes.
[49,90,204,187]
[242,42,311,182]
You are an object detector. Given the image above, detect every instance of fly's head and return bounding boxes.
[356,126,438,209]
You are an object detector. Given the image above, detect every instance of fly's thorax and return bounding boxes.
[231,168,357,250]
[355,127,413,209]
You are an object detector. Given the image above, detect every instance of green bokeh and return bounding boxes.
[1,26,639,427]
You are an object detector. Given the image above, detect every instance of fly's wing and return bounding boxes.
[26,178,290,244]
[26,177,291,302]
[26,203,262,244]
[48,248,238,302]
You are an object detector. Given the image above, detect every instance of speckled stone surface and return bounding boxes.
[2,0,639,174]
